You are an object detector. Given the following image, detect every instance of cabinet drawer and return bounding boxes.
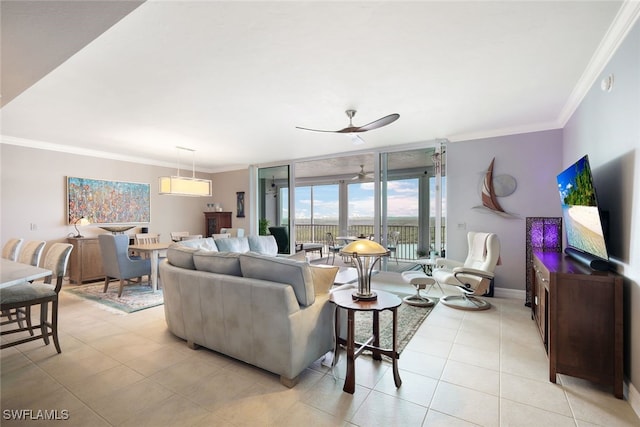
[533,256,550,287]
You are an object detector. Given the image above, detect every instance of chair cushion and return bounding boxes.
[193,251,242,276]
[214,237,250,253]
[239,252,315,306]
[0,283,56,305]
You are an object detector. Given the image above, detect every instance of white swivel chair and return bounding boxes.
[432,231,500,311]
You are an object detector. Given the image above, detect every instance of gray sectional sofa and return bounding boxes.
[159,236,339,387]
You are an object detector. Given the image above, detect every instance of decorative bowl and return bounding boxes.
[99,225,135,234]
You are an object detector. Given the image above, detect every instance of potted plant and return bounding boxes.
[259,219,270,235]
[416,248,428,258]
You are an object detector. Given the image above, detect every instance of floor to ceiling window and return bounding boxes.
[255,142,446,259]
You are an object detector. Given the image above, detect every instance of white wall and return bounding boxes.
[563,20,640,408]
[0,144,213,250]
[446,129,564,293]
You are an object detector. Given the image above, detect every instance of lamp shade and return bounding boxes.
[341,239,389,301]
[159,176,212,197]
[341,240,389,257]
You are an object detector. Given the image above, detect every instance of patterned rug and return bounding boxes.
[64,282,163,313]
[354,298,437,355]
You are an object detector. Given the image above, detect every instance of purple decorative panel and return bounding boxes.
[525,217,562,307]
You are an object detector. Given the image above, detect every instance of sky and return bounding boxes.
[290,177,446,220]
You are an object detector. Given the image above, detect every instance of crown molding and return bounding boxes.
[446,121,561,144]
[557,0,640,127]
[0,135,230,174]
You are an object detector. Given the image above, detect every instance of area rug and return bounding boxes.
[64,282,163,313]
[353,298,437,356]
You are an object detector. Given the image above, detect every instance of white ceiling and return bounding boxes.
[1,1,638,174]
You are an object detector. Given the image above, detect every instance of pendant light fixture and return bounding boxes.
[159,147,212,197]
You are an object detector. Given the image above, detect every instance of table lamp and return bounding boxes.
[73,217,90,238]
[340,239,389,301]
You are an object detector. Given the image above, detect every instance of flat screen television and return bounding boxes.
[556,155,610,271]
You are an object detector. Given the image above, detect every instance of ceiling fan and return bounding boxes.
[352,165,374,181]
[296,110,400,144]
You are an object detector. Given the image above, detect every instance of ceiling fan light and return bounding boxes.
[351,133,365,145]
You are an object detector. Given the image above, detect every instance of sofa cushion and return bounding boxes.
[193,251,242,276]
[166,243,199,270]
[247,235,278,256]
[309,265,339,295]
[214,237,250,253]
[239,252,315,306]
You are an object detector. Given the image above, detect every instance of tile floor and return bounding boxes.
[2,278,639,427]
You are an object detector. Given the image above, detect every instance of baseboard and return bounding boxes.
[492,287,526,300]
[628,379,640,419]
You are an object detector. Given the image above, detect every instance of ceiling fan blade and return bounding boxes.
[295,126,342,133]
[354,113,400,132]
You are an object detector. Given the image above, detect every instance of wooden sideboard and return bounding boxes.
[204,211,232,237]
[532,251,623,398]
[67,237,105,284]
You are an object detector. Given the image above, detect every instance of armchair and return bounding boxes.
[268,226,290,254]
[432,231,500,311]
[98,234,151,297]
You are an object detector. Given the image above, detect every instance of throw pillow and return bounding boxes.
[247,235,278,256]
[214,237,250,253]
[239,252,315,306]
[309,265,339,295]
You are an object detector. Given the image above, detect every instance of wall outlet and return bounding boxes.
[457,222,466,230]
[30,223,37,231]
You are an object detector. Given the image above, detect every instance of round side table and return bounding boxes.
[329,289,402,394]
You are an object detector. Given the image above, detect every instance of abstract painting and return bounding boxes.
[67,177,150,224]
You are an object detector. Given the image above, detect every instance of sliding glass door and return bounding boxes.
[257,165,290,250]
[255,142,446,262]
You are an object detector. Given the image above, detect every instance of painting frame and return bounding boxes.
[236,191,245,218]
[67,176,151,224]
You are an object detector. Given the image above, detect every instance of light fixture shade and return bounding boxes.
[341,240,389,256]
[159,176,212,197]
[341,240,389,301]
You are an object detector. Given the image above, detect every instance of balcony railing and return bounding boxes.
[293,224,446,261]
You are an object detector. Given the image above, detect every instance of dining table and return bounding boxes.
[127,242,170,292]
[0,258,52,289]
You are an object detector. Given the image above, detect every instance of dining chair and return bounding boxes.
[18,240,46,267]
[180,234,203,241]
[99,234,151,297]
[325,232,344,265]
[2,238,24,261]
[170,231,189,242]
[135,233,160,244]
[387,231,400,264]
[0,243,73,353]
[3,240,48,332]
[220,228,245,238]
